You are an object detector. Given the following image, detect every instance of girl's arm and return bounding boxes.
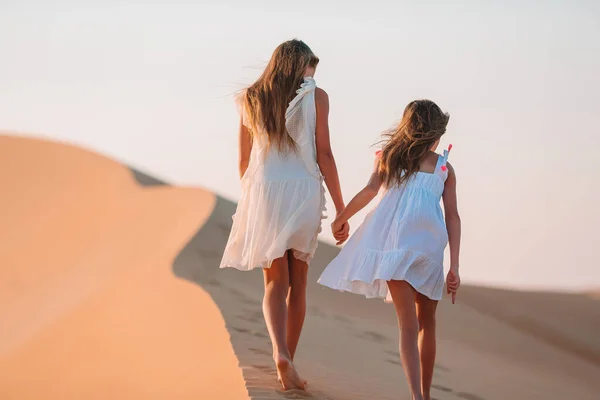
[315,88,345,214]
[332,158,382,237]
[238,116,252,179]
[442,162,461,270]
[443,162,461,303]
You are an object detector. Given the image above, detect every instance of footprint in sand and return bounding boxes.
[455,393,486,400]
[227,287,252,301]
[230,326,269,339]
[432,384,453,393]
[386,359,401,365]
[436,364,451,372]
[206,279,221,287]
[237,309,264,323]
[230,326,249,334]
[251,364,276,374]
[357,330,389,343]
[276,389,316,399]
[249,347,272,356]
[333,314,351,324]
[237,313,263,325]
[307,305,327,318]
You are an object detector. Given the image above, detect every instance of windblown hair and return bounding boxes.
[243,39,319,152]
[378,100,450,187]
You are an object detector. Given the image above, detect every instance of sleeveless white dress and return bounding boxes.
[318,150,451,301]
[220,77,326,270]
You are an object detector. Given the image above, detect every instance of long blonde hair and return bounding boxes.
[243,39,319,152]
[379,100,450,187]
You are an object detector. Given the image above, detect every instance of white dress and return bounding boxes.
[220,77,326,271]
[318,150,451,302]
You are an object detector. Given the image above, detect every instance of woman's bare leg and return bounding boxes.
[387,280,424,400]
[286,251,308,361]
[263,253,304,390]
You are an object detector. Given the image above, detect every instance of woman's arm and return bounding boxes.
[332,158,382,241]
[238,116,252,179]
[315,88,345,214]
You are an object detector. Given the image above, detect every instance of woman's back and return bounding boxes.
[222,76,325,271]
[244,77,320,183]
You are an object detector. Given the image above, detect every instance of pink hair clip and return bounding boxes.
[440,144,452,172]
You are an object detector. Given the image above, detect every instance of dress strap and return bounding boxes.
[285,77,317,119]
[436,144,452,178]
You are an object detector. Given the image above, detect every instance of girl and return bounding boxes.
[220,40,347,391]
[318,100,461,400]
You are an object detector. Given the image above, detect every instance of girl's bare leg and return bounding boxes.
[416,292,438,400]
[388,280,424,400]
[263,253,304,390]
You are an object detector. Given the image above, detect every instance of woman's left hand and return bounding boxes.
[331,219,350,245]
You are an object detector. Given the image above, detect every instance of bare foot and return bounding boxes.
[275,355,305,390]
[277,373,308,387]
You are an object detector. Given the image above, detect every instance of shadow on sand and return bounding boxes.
[170,194,343,399]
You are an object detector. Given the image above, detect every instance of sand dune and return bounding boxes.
[458,286,600,367]
[0,135,248,400]
[1,134,599,400]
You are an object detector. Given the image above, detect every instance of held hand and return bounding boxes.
[335,221,350,245]
[446,267,460,304]
[331,219,350,245]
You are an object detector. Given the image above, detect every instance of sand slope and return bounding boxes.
[1,134,599,400]
[0,135,248,400]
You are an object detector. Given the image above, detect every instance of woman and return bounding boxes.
[220,39,347,390]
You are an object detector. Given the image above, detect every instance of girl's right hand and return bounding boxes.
[446,268,460,304]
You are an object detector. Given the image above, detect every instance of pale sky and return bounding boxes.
[1,0,599,291]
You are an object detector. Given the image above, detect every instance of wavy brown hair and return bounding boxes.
[243,39,319,152]
[378,99,450,187]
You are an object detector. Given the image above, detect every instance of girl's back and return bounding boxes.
[375,150,450,258]
[319,149,451,302]
[319,100,455,303]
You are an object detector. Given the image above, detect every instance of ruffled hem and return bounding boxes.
[221,247,314,271]
[318,247,444,302]
[219,177,326,271]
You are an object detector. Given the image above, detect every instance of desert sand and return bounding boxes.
[1,134,599,400]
